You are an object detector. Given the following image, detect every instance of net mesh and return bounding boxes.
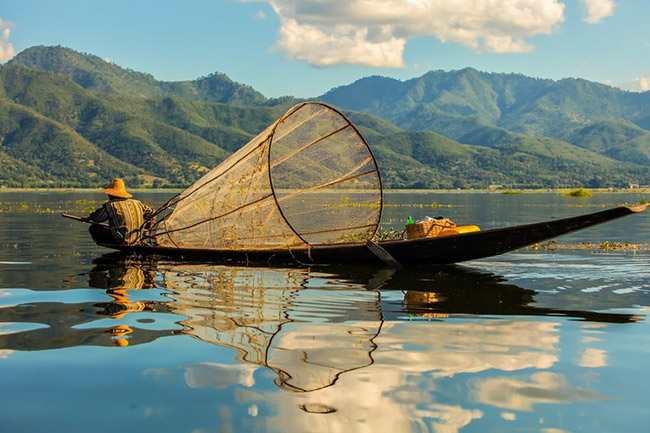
[150,102,382,250]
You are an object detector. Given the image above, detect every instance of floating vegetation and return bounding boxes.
[335,227,404,243]
[330,202,452,209]
[561,188,593,197]
[384,203,452,208]
[501,190,522,195]
[373,227,404,241]
[529,240,649,251]
[0,200,100,214]
[0,206,63,214]
[598,241,639,251]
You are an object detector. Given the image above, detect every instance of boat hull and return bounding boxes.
[101,205,647,265]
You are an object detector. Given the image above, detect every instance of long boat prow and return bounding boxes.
[373,203,649,265]
[627,203,649,213]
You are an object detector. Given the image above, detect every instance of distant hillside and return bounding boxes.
[0,98,142,187]
[320,68,650,168]
[562,120,650,165]
[0,65,230,186]
[369,130,640,189]
[0,45,649,188]
[8,45,275,106]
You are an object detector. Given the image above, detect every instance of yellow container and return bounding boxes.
[437,225,481,237]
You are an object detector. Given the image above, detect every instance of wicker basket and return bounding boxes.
[405,218,456,240]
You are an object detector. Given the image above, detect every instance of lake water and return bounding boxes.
[1,191,650,433]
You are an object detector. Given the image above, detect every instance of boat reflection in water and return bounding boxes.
[2,254,643,432]
[160,259,638,432]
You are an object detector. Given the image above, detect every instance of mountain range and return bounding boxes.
[0,45,648,189]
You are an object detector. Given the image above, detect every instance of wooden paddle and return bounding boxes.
[61,214,109,227]
[366,240,402,268]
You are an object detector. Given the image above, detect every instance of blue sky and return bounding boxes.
[1,0,649,98]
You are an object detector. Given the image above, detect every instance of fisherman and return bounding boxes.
[83,178,154,245]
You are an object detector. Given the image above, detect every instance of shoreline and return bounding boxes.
[2,187,650,194]
[0,188,182,193]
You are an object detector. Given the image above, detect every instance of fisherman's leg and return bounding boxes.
[89,224,119,245]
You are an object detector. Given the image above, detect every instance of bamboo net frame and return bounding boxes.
[148,102,383,250]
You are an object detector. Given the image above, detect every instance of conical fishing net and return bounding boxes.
[149,102,383,250]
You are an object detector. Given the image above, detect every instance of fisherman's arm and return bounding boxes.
[141,203,155,232]
[142,203,154,220]
[85,205,109,223]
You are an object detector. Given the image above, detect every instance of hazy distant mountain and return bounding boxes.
[0,45,648,188]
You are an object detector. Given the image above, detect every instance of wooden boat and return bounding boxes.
[75,102,648,266]
[100,204,648,266]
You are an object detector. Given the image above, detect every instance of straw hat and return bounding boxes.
[101,178,132,198]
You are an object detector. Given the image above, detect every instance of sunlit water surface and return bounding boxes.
[1,191,649,433]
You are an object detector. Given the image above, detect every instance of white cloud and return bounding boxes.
[626,73,650,92]
[244,0,566,67]
[607,72,650,92]
[578,347,607,368]
[276,18,406,67]
[483,35,533,54]
[582,0,615,24]
[256,10,266,20]
[0,18,15,62]
[475,372,606,411]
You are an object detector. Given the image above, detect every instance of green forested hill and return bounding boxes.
[8,45,274,106]
[369,130,641,189]
[562,120,650,165]
[0,65,232,186]
[1,46,649,188]
[320,68,650,169]
[0,98,142,186]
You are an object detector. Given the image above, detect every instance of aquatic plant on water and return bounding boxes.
[561,188,593,197]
